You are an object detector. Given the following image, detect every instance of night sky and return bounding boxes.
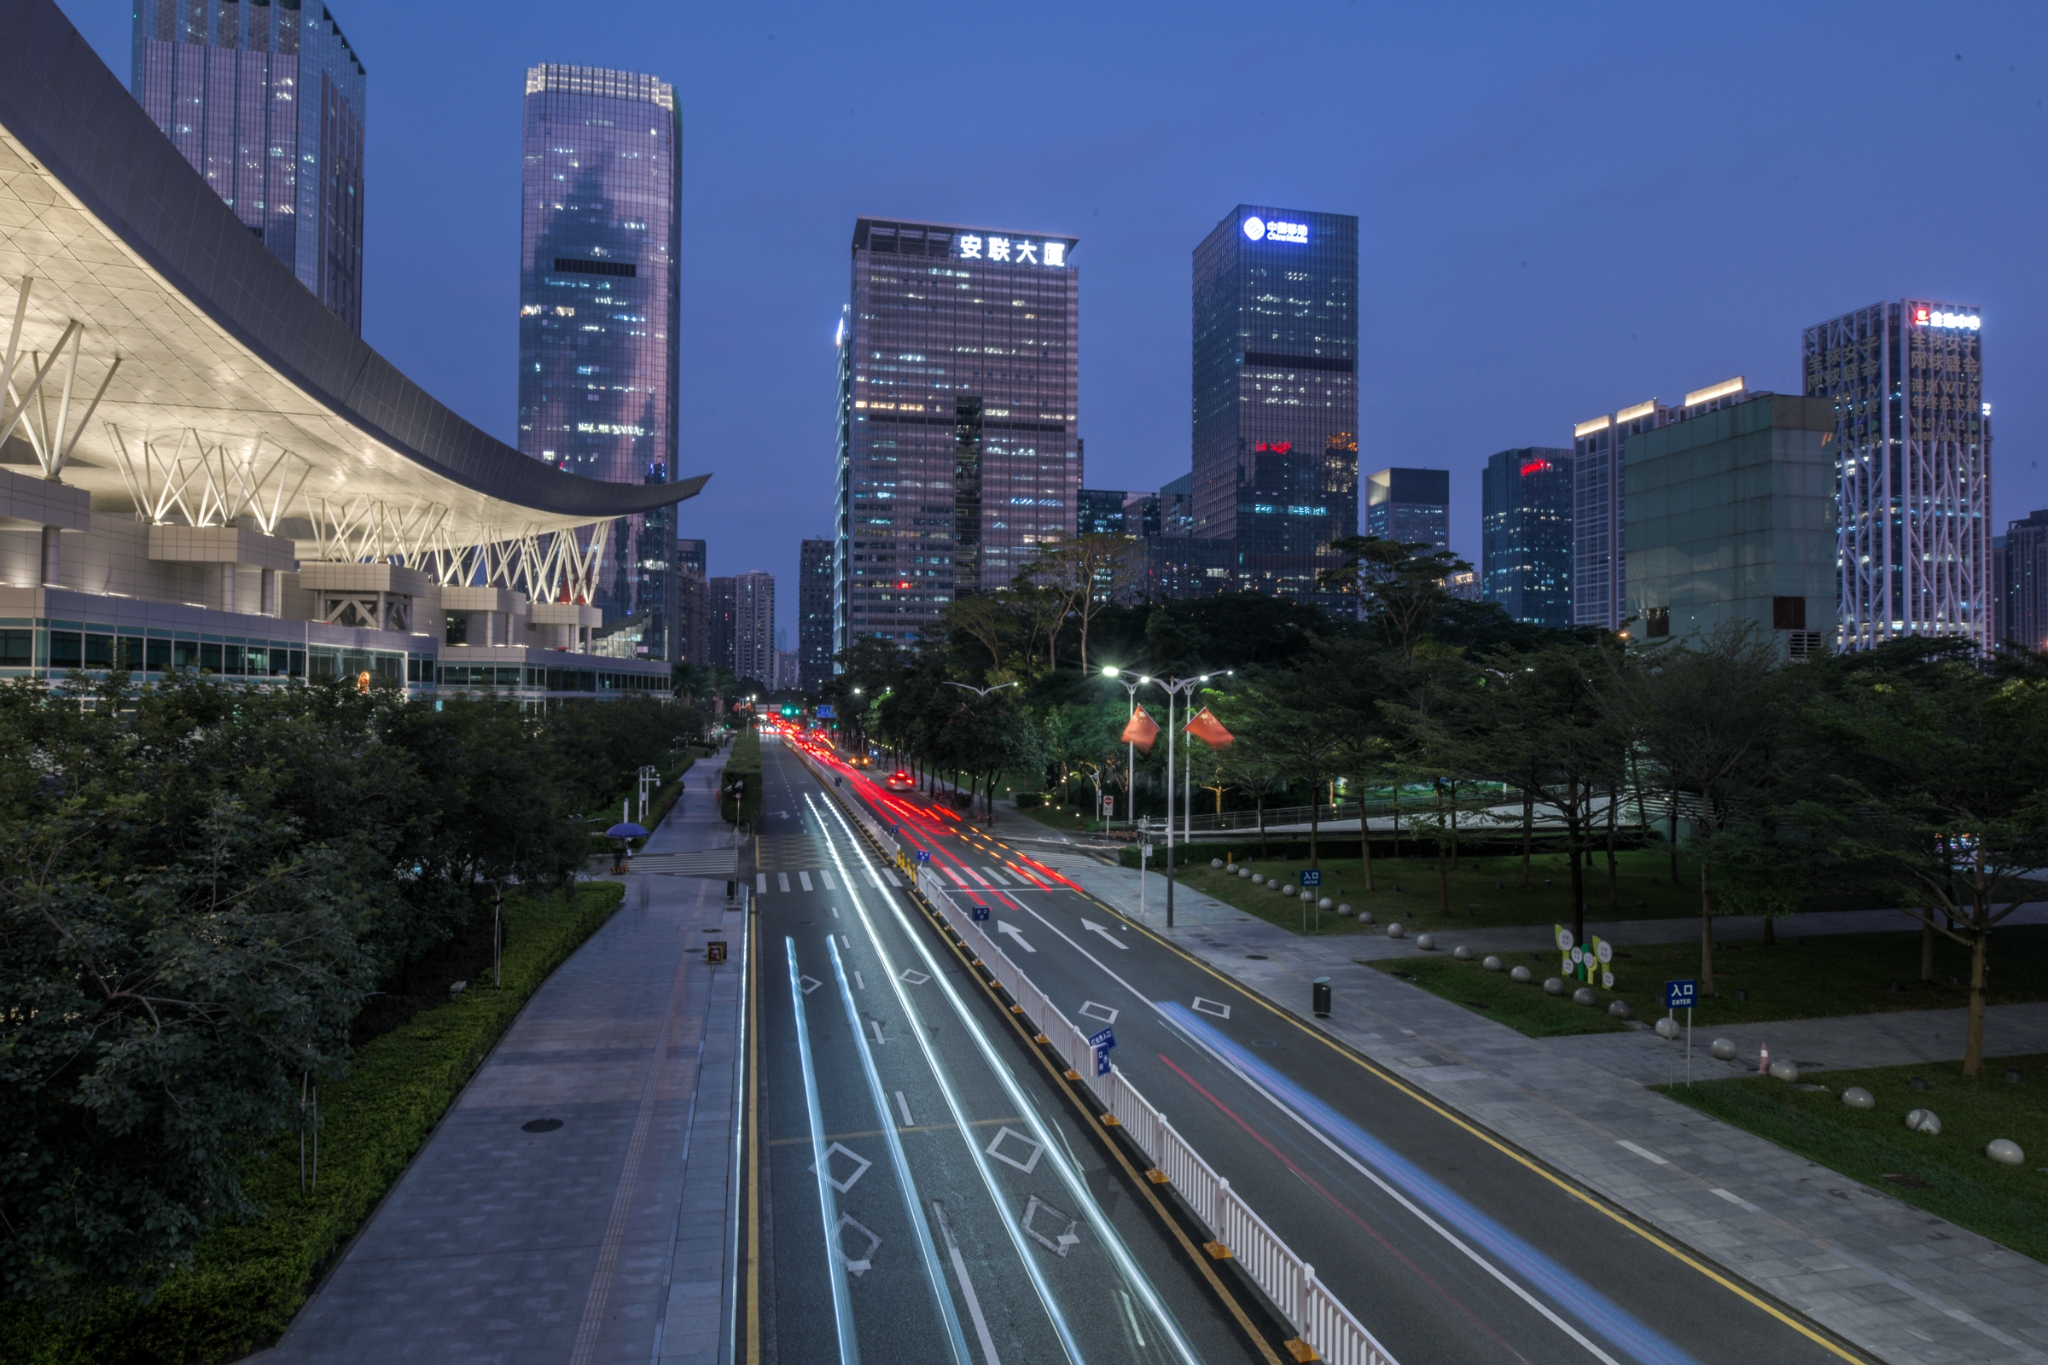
[58,1,2048,618]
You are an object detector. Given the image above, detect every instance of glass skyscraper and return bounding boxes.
[1804,301,1992,653]
[834,218,1080,650]
[1191,205,1358,607]
[1481,448,1574,628]
[518,65,681,659]
[798,537,834,688]
[132,0,366,332]
[1364,468,1450,550]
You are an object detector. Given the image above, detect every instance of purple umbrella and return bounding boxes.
[607,822,649,839]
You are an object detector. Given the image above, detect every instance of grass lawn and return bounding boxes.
[1018,798,1100,835]
[1368,955,1633,1036]
[1658,1055,2048,1263]
[1363,926,2048,1037]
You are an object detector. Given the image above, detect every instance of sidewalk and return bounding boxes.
[1032,845,2048,1365]
[255,752,745,1365]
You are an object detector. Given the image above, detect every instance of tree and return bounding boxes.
[1318,536,1472,664]
[1238,672,1348,869]
[1611,623,1791,994]
[1020,535,1137,674]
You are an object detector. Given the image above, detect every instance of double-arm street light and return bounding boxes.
[1097,667,1147,828]
[1101,666,1234,927]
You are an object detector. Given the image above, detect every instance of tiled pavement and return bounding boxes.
[1026,841,2048,1365]
[255,754,744,1365]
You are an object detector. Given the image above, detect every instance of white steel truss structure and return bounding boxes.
[0,276,121,481]
[407,521,610,605]
[105,425,311,536]
[1804,300,1992,653]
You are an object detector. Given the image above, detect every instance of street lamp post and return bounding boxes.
[1147,672,1231,928]
[1098,666,1145,829]
[940,680,1019,821]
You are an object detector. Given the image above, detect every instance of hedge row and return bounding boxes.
[2,881,627,1365]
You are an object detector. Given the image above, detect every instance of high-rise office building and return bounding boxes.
[1191,206,1358,607]
[132,0,366,332]
[709,576,736,676]
[2001,511,2048,652]
[1805,302,1992,652]
[677,538,707,578]
[1481,448,1573,628]
[673,537,708,666]
[834,218,1080,653]
[1364,468,1450,550]
[1122,490,1163,540]
[1626,393,1836,661]
[1078,489,1134,537]
[798,538,834,688]
[733,572,775,685]
[518,65,682,659]
[1572,378,1751,630]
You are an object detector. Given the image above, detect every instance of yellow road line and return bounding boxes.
[1074,884,1870,1365]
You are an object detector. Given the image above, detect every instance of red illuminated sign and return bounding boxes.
[1254,441,1293,454]
[1520,459,1554,476]
[1914,307,1930,325]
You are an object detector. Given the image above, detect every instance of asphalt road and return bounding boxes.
[741,737,1263,1365]
[792,737,1867,1365]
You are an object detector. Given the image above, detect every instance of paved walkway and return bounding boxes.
[256,753,745,1365]
[1027,842,2048,1365]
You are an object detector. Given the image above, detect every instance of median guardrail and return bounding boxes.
[790,742,1398,1365]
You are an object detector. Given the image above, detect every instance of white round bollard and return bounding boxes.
[1988,1138,2026,1166]
[1905,1109,1942,1135]
[1482,954,1503,972]
[1386,922,1406,939]
[1509,965,1533,983]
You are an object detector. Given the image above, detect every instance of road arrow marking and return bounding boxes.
[1079,918,1130,950]
[996,921,1036,953]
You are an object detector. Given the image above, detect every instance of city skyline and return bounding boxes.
[64,0,2048,634]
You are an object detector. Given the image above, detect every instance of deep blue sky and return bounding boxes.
[63,0,2048,609]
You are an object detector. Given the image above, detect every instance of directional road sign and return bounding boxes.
[915,849,932,863]
[1666,979,1697,1011]
[816,704,835,719]
[971,904,990,922]
[1299,869,1322,889]
[1089,1027,1117,1077]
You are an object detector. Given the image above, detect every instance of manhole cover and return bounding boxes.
[522,1119,564,1133]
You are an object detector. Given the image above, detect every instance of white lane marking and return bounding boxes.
[799,871,814,891]
[779,872,792,893]
[870,1019,886,1047]
[996,921,1037,953]
[883,869,903,887]
[944,866,969,887]
[1078,918,1129,950]
[821,868,838,889]
[934,1201,1004,1365]
[1191,996,1230,1018]
[1079,1001,1119,1025]
[831,905,840,918]
[966,868,992,886]
[985,1125,1044,1174]
[1712,1187,1759,1212]
[896,1090,915,1127]
[855,971,865,990]
[756,873,767,893]
[1617,1139,1668,1165]
[983,867,1011,885]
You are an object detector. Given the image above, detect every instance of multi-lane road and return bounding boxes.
[739,731,1865,1365]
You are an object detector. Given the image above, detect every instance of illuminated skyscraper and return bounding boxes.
[834,219,1080,650]
[798,538,834,688]
[519,65,682,659]
[1191,205,1358,607]
[1364,468,1450,551]
[132,0,366,332]
[1804,301,1992,652]
[1481,448,1573,628]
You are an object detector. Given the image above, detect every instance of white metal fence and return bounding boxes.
[794,746,1400,1365]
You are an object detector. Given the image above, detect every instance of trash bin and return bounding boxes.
[1312,976,1332,1018]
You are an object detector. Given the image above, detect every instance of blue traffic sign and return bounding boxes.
[971,904,990,922]
[1089,1026,1117,1076]
[1299,869,1322,888]
[1088,1026,1116,1051]
[915,849,932,863]
[815,704,835,719]
[1665,979,1697,1010]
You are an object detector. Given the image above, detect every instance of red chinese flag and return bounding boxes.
[1120,705,1161,753]
[1185,707,1234,748]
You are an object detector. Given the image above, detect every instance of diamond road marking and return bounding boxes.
[1021,1195,1082,1257]
[807,1141,872,1194]
[800,975,822,996]
[985,1125,1043,1174]
[1079,1001,1119,1025]
[900,969,931,985]
[1192,997,1232,1019]
[834,1213,882,1276]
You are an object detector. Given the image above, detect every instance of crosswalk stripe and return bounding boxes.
[799,871,813,891]
[883,869,902,887]
[866,869,883,888]
[943,867,967,886]
[756,873,767,893]
[982,867,1009,885]
[821,869,837,889]
[778,872,791,892]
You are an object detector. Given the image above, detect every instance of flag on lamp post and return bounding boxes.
[1185,707,1234,748]
[1120,705,1161,753]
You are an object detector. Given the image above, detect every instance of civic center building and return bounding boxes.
[0,0,702,704]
